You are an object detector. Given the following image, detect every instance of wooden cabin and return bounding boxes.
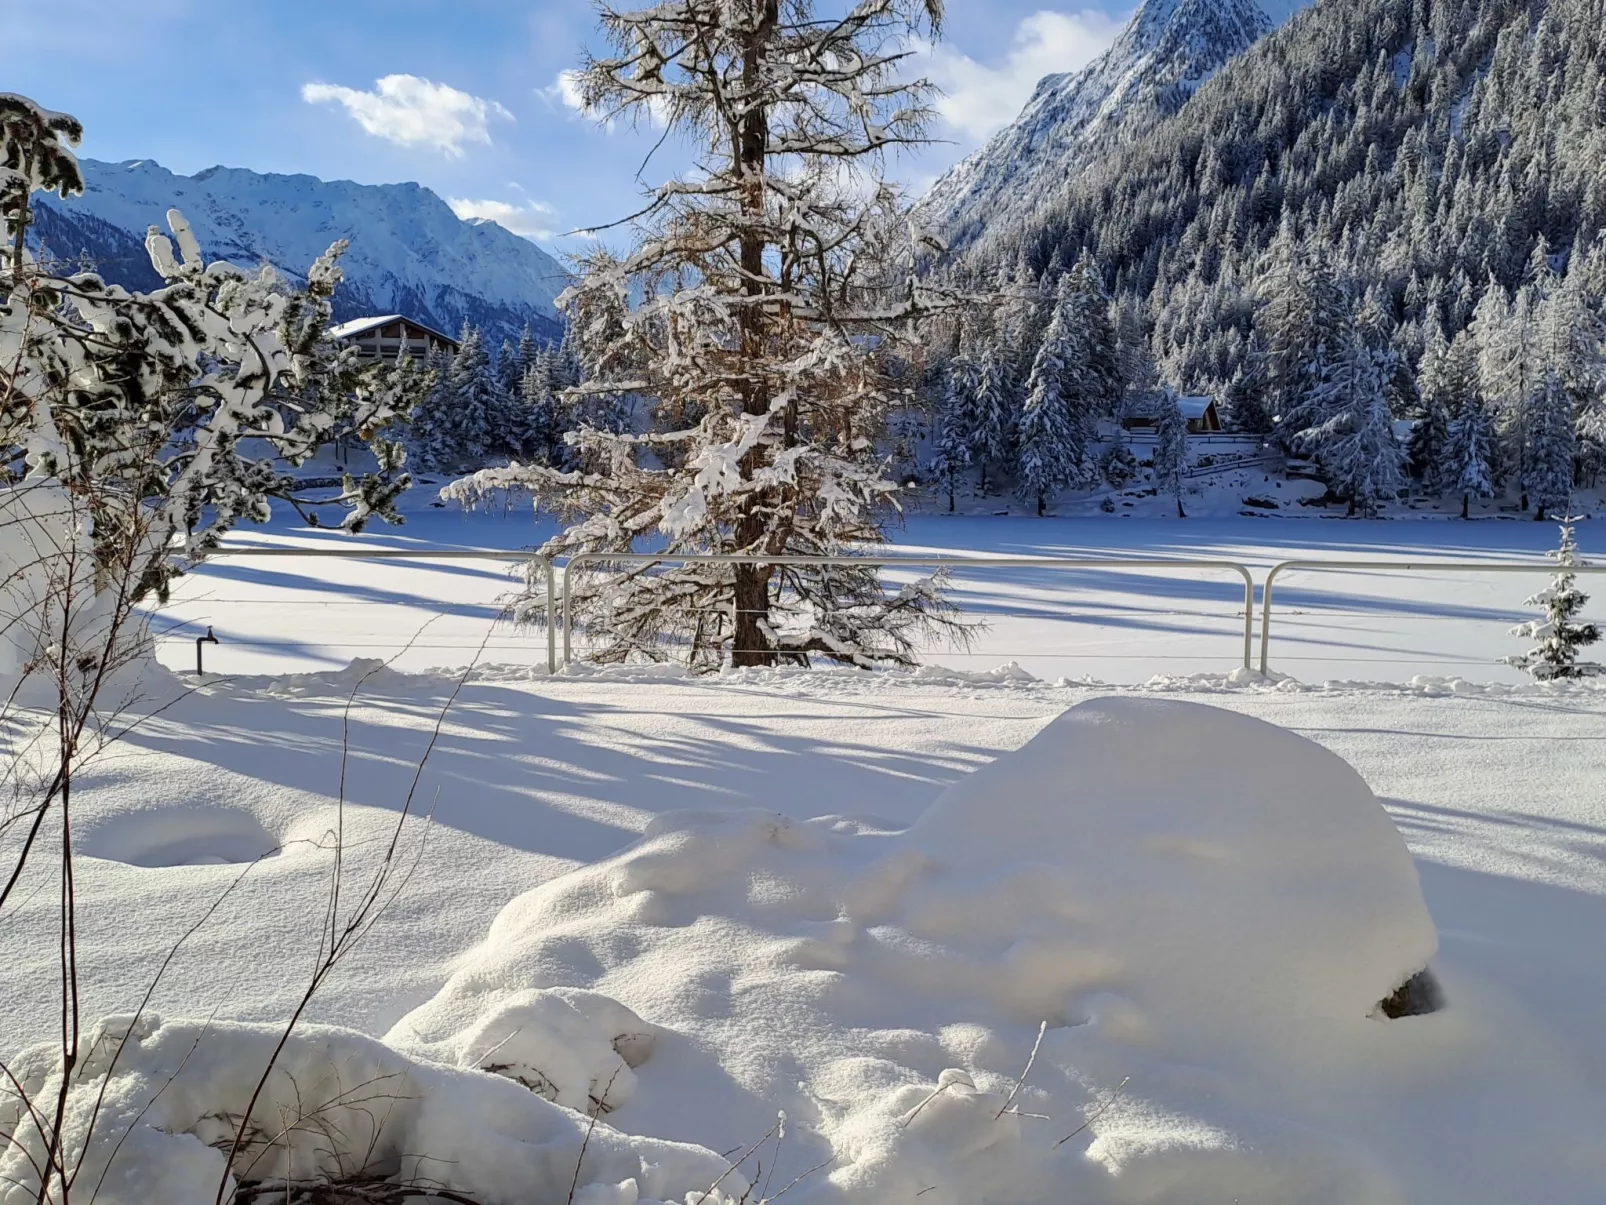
[1122,394,1223,434]
[329,315,458,362]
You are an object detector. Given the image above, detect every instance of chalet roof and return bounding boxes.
[328,314,458,346]
[1127,393,1218,420]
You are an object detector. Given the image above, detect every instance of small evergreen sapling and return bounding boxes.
[1504,520,1601,680]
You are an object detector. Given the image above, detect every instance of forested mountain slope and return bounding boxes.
[965,0,1606,391]
[916,0,1293,250]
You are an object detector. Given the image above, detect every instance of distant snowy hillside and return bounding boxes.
[31,159,566,347]
[917,0,1301,250]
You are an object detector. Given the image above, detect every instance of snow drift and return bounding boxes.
[16,696,1603,1203]
[387,698,1449,1204]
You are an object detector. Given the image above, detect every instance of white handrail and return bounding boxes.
[561,552,1258,671]
[1257,558,1606,674]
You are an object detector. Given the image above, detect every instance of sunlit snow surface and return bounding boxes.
[4,500,1605,1204]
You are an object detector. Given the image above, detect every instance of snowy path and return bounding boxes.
[148,509,1590,684]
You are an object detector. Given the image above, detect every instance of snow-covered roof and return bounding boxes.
[1128,393,1217,419]
[328,315,458,345]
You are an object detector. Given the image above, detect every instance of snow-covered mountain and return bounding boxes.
[916,0,1305,252]
[31,159,566,347]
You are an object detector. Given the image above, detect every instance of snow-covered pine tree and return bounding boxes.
[1524,369,1576,521]
[511,360,557,465]
[970,337,1014,493]
[1260,229,1349,448]
[1152,386,1189,517]
[1015,274,1088,515]
[1062,249,1122,440]
[1504,519,1601,680]
[406,345,455,472]
[1222,334,1273,434]
[929,351,976,512]
[498,336,522,396]
[444,325,510,465]
[445,0,966,669]
[1298,316,1404,516]
[1472,279,1542,508]
[1409,315,1453,491]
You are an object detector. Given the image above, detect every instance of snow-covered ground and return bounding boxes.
[149,491,1598,685]
[3,666,1604,1202]
[6,499,1606,1203]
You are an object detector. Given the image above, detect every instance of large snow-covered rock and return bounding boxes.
[385,698,1460,1204]
[30,159,565,348]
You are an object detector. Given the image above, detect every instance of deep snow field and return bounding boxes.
[4,499,1606,1204]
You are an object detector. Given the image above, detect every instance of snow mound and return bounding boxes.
[386,698,1449,1204]
[0,1013,736,1205]
[907,697,1438,1032]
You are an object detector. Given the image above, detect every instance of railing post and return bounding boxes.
[544,556,556,675]
[1259,566,1281,675]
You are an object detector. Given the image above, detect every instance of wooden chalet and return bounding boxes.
[1122,394,1223,435]
[329,315,458,362]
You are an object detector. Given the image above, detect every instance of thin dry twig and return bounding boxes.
[1054,1076,1131,1149]
[994,1021,1048,1121]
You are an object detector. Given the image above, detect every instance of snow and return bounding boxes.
[6,672,1606,1203]
[7,501,1606,1203]
[144,500,1600,685]
[0,1013,736,1205]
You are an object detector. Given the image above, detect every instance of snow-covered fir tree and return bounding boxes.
[446,0,966,669]
[1504,520,1601,680]
[1297,316,1405,517]
[1443,390,1498,520]
[928,348,978,512]
[1151,386,1189,518]
[1524,369,1577,522]
[1408,316,1453,491]
[969,337,1015,493]
[1015,274,1090,515]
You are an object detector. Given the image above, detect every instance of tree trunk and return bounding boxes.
[1176,495,1187,518]
[1461,493,1470,520]
[729,0,781,669]
[1037,493,1046,517]
[1536,505,1547,521]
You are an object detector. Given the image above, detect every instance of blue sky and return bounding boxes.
[3,1,1129,252]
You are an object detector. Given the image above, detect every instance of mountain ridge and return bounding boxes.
[32,158,566,348]
[917,0,1301,251]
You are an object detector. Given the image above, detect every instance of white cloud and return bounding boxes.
[921,9,1126,144]
[302,74,512,157]
[448,197,560,241]
[542,70,586,112]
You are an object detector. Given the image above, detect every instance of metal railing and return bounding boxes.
[182,546,1597,683]
[1257,558,1606,674]
[561,553,1258,671]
